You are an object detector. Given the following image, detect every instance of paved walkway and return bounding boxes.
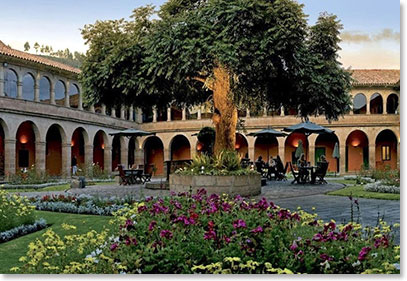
[13,179,399,243]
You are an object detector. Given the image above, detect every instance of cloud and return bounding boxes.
[338,46,399,69]
[341,28,400,43]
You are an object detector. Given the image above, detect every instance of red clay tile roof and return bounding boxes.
[0,40,81,74]
[351,69,400,86]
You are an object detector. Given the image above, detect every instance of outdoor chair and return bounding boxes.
[288,162,302,184]
[142,172,152,182]
[312,162,329,184]
[118,165,131,185]
[275,162,288,181]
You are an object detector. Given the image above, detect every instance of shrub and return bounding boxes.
[16,190,399,274]
[7,165,55,185]
[364,182,400,194]
[76,163,111,179]
[0,190,36,232]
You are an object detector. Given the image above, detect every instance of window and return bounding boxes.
[381,145,390,161]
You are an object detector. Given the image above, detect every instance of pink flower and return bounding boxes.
[358,247,371,261]
[250,226,264,233]
[204,230,217,240]
[233,219,247,229]
[160,230,173,239]
[224,236,231,244]
[110,243,118,251]
[320,253,333,261]
[312,233,323,241]
[221,202,232,212]
[290,241,298,251]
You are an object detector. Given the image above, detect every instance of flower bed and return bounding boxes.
[0,219,47,243]
[0,190,36,232]
[15,189,399,274]
[364,181,400,194]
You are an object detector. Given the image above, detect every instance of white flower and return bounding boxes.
[352,260,361,267]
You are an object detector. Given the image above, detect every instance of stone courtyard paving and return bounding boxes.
[14,178,400,243]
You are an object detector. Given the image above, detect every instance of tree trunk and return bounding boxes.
[212,66,238,155]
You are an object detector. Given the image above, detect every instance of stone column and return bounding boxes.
[366,99,370,114]
[339,144,346,174]
[17,79,23,99]
[4,139,16,176]
[247,136,255,162]
[50,81,56,105]
[62,143,71,178]
[137,108,143,123]
[104,145,112,173]
[64,81,70,107]
[101,104,106,115]
[308,135,317,165]
[277,137,285,165]
[78,92,83,110]
[129,105,134,121]
[34,73,40,102]
[85,144,93,168]
[397,140,400,169]
[120,106,125,120]
[182,108,187,121]
[111,108,116,117]
[190,137,198,159]
[120,137,129,168]
[89,104,95,113]
[153,107,157,122]
[167,107,171,122]
[280,106,285,117]
[135,148,144,170]
[383,98,387,114]
[263,107,267,117]
[197,107,202,120]
[0,64,4,96]
[368,143,376,170]
[246,109,250,118]
[35,141,46,172]
[349,103,354,115]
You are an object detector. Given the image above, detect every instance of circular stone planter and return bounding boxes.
[169,174,261,196]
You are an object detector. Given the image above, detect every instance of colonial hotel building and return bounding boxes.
[0,41,400,178]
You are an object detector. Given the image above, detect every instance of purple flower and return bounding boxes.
[110,243,118,251]
[320,253,333,261]
[160,230,173,239]
[145,196,153,202]
[250,226,264,233]
[204,230,217,240]
[277,209,291,220]
[290,241,298,251]
[312,233,323,241]
[148,220,157,231]
[224,236,231,244]
[358,247,371,261]
[233,219,247,229]
[221,202,232,212]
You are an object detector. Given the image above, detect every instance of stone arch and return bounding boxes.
[15,121,40,171]
[284,132,309,165]
[315,133,340,173]
[375,129,397,170]
[353,93,367,114]
[71,127,89,168]
[69,83,80,108]
[144,136,164,176]
[386,94,399,114]
[170,135,191,160]
[254,135,278,162]
[22,72,35,101]
[235,133,248,158]
[370,93,383,114]
[39,76,51,103]
[45,124,66,176]
[345,130,369,172]
[54,80,66,105]
[93,130,108,170]
[4,68,18,98]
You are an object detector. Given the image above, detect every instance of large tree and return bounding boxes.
[80,0,351,154]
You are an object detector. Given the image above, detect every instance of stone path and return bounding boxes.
[13,179,399,243]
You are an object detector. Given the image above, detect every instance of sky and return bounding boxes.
[0,0,400,69]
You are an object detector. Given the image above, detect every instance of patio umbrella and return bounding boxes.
[332,142,340,175]
[248,128,287,160]
[283,120,334,161]
[109,128,155,138]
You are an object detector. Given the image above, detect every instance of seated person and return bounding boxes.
[267,156,276,179]
[131,163,138,169]
[255,156,265,174]
[311,155,328,183]
[297,153,309,182]
[275,155,285,179]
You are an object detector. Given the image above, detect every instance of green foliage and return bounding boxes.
[80,0,351,121]
[76,163,111,179]
[214,150,241,171]
[7,166,54,185]
[0,191,35,232]
[327,184,400,201]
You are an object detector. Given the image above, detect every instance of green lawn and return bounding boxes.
[327,180,400,200]
[0,211,111,273]
[2,181,115,193]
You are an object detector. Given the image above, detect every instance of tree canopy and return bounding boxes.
[80,0,352,153]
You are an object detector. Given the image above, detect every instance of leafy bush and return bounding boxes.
[76,163,111,179]
[0,190,36,232]
[16,190,399,274]
[7,165,55,185]
[176,150,256,176]
[364,182,400,194]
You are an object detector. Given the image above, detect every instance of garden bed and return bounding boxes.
[170,174,261,196]
[1,178,114,190]
[0,219,47,243]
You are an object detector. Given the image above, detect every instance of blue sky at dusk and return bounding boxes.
[0,0,400,69]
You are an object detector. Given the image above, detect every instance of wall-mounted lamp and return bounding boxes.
[71,140,75,147]
[101,143,105,149]
[20,135,28,144]
[196,143,203,151]
[351,140,360,147]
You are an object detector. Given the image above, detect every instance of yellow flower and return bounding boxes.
[10,267,19,272]
[61,223,77,230]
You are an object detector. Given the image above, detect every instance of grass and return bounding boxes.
[327,180,400,200]
[1,181,116,193]
[0,211,111,273]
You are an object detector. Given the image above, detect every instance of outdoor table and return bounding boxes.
[298,166,316,183]
[124,169,144,184]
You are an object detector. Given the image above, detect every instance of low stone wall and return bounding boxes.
[169,174,261,196]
